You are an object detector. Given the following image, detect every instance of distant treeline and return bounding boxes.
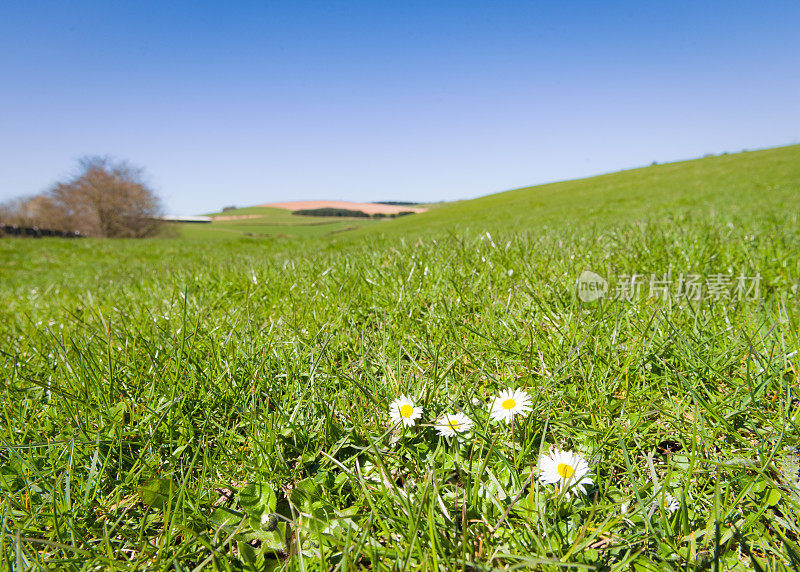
[1,224,83,238]
[294,208,370,218]
[375,201,421,206]
[293,208,416,219]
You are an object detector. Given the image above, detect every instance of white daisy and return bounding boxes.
[388,395,422,427]
[538,449,593,498]
[489,388,532,423]
[651,489,680,514]
[435,413,473,438]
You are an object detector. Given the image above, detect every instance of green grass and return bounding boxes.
[175,206,382,239]
[358,145,800,238]
[1,145,799,570]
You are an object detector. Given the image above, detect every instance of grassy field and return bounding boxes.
[176,206,384,240]
[1,145,799,570]
[362,146,800,238]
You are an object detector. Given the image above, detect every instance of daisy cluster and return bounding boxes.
[387,389,598,499]
[388,388,531,434]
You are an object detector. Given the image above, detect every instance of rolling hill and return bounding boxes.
[180,145,799,241]
[354,144,800,237]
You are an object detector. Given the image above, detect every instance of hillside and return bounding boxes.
[357,145,800,237]
[175,146,800,242]
[177,205,382,239]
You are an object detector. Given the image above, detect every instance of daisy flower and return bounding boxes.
[489,388,532,423]
[435,413,473,438]
[651,489,680,514]
[538,448,593,498]
[388,395,422,427]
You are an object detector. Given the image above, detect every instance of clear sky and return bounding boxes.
[1,1,798,215]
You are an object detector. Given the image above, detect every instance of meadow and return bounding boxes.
[1,145,799,570]
[176,206,384,240]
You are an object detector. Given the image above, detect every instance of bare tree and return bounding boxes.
[0,195,62,229]
[47,156,164,237]
[0,197,30,226]
[2,156,165,237]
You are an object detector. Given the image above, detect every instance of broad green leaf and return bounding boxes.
[237,540,257,566]
[239,482,277,516]
[138,477,171,510]
[765,488,782,506]
[208,507,244,531]
[246,523,287,554]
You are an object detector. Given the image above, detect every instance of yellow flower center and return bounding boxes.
[501,398,516,410]
[448,419,460,431]
[557,463,575,479]
[400,404,413,418]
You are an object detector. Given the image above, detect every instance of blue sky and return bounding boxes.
[1,1,798,215]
